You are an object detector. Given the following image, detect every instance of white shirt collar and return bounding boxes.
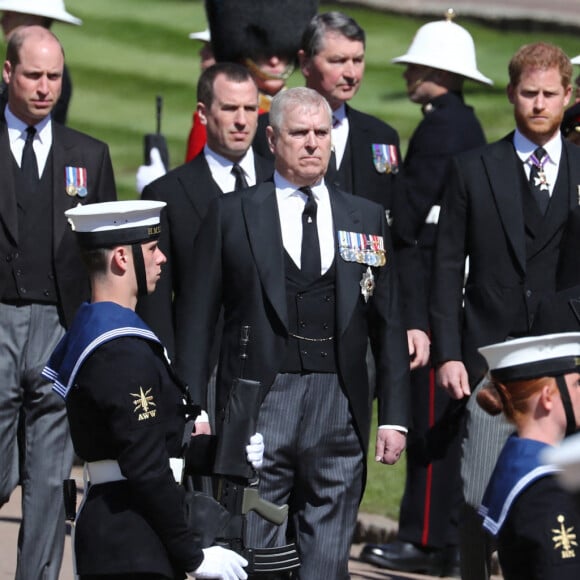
[5,105,52,147]
[204,144,255,175]
[273,171,327,202]
[513,128,562,165]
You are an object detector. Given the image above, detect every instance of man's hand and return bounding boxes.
[188,546,248,579]
[375,428,406,465]
[407,329,430,370]
[246,432,264,470]
[436,360,470,399]
[136,147,167,194]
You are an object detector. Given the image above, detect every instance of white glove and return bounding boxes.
[136,147,167,194]
[188,546,248,579]
[246,432,264,470]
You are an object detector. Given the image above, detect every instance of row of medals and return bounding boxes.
[339,246,386,267]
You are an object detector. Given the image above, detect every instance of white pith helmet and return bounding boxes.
[572,55,580,65]
[0,0,81,25]
[392,9,492,86]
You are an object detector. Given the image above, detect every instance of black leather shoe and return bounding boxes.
[360,540,444,575]
[440,545,461,578]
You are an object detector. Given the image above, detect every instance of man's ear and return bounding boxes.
[298,50,310,79]
[3,60,12,85]
[197,102,208,126]
[111,246,130,273]
[266,125,276,155]
[506,83,515,105]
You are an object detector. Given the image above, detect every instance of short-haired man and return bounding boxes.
[254,12,399,208]
[0,25,116,580]
[430,42,580,579]
[361,13,490,577]
[174,86,411,579]
[137,63,273,368]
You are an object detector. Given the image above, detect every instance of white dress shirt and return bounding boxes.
[273,171,335,274]
[204,145,257,193]
[5,106,52,178]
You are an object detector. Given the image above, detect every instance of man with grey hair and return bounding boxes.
[175,86,411,578]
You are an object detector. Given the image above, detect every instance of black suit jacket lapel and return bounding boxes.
[242,180,288,331]
[483,135,526,274]
[254,153,273,183]
[331,187,364,337]
[562,139,580,210]
[0,121,18,244]
[179,155,222,221]
[51,123,71,252]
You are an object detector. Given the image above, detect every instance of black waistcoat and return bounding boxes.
[280,252,338,373]
[5,151,57,303]
[510,152,569,334]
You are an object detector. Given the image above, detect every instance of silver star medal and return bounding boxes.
[534,171,549,191]
[360,266,375,303]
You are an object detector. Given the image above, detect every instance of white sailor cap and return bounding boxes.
[65,200,166,249]
[189,28,211,42]
[479,333,580,383]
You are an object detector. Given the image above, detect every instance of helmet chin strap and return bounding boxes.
[556,375,578,436]
[131,243,148,297]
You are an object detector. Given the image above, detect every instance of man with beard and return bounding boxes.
[361,12,490,577]
[430,42,580,579]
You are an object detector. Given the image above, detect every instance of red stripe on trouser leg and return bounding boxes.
[421,366,436,546]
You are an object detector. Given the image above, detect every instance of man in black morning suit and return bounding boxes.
[138,63,273,362]
[361,13,491,577]
[174,87,411,579]
[0,26,116,580]
[430,42,580,580]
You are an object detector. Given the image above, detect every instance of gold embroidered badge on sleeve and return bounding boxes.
[552,514,578,559]
[131,387,157,421]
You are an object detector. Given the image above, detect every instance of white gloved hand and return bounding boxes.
[188,546,248,579]
[246,432,264,470]
[136,147,167,194]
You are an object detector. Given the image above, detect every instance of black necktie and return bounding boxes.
[529,146,549,215]
[231,163,248,191]
[21,126,39,183]
[300,186,321,280]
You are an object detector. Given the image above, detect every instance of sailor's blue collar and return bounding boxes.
[43,302,161,398]
[479,434,559,536]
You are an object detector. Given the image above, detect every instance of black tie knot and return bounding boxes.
[231,163,248,191]
[25,125,36,142]
[533,146,546,165]
[300,186,317,219]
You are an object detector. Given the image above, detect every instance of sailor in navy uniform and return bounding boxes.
[477,333,580,580]
[43,200,255,580]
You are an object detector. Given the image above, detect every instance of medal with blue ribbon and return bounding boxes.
[372,144,399,175]
[338,230,386,266]
[65,166,88,198]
